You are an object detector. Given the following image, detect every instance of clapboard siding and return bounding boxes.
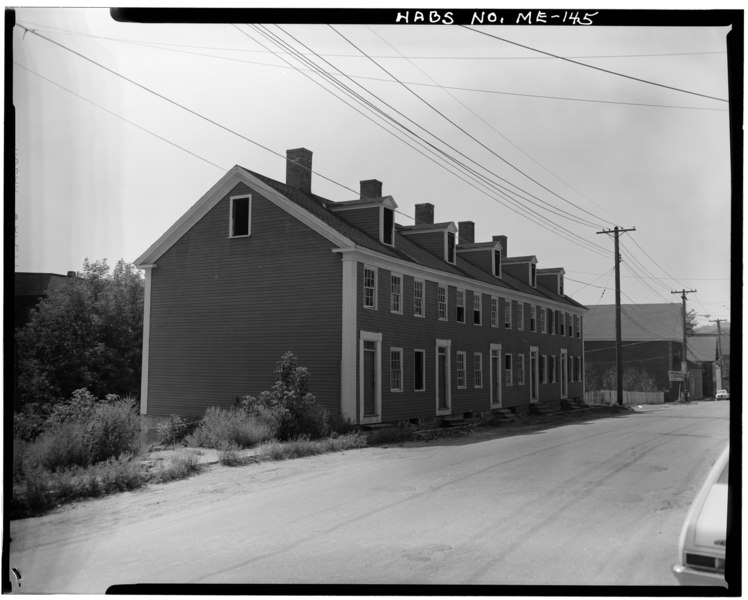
[334,207,381,241]
[355,266,585,422]
[147,182,343,417]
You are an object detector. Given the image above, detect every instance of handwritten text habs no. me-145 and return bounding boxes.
[394,11,598,25]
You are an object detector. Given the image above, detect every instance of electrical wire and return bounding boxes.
[460,26,729,103]
[242,24,611,256]
[328,24,608,229]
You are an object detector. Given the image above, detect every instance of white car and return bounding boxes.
[715,389,729,401]
[672,446,729,586]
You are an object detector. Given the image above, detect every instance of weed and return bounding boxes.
[150,452,201,483]
[185,407,274,449]
[367,427,415,446]
[157,414,189,446]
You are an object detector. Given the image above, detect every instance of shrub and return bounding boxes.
[185,407,274,449]
[255,431,368,462]
[367,427,415,446]
[327,412,357,436]
[27,421,91,471]
[13,403,50,441]
[157,414,190,446]
[241,352,330,441]
[84,397,141,464]
[45,388,99,427]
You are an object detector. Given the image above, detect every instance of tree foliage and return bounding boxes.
[15,259,144,408]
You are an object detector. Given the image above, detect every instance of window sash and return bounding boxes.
[473,293,482,325]
[474,352,483,388]
[456,290,465,323]
[456,351,466,389]
[390,274,402,313]
[413,280,425,317]
[438,285,448,320]
[390,348,403,392]
[363,267,376,308]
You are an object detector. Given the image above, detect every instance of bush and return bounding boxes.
[150,452,201,483]
[255,431,368,462]
[240,352,330,441]
[157,414,190,446]
[185,407,274,449]
[85,397,141,464]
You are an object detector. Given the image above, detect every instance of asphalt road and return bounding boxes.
[9,401,729,592]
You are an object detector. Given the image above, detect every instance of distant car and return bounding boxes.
[715,389,729,401]
[672,446,729,587]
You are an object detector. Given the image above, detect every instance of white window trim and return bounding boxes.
[380,206,396,247]
[359,331,382,425]
[518,353,525,386]
[490,344,502,407]
[541,354,548,384]
[530,305,537,332]
[505,353,513,387]
[474,352,483,388]
[414,349,426,392]
[390,273,403,314]
[504,299,512,329]
[436,339,452,415]
[529,346,539,403]
[363,265,378,310]
[490,296,498,328]
[438,284,448,321]
[517,302,524,331]
[445,231,457,264]
[413,278,425,318]
[229,194,251,238]
[473,292,482,326]
[390,347,403,392]
[456,289,466,324]
[540,306,547,334]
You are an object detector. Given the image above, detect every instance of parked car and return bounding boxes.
[672,446,729,586]
[715,389,729,401]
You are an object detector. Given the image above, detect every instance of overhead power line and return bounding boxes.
[328,24,609,229]
[461,26,729,103]
[241,24,610,256]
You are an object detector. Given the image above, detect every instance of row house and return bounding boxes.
[135,149,587,428]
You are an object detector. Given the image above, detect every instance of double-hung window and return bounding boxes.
[363,266,377,309]
[548,309,554,335]
[530,305,537,332]
[490,297,498,327]
[413,279,425,318]
[540,354,547,384]
[390,348,403,392]
[390,274,402,314]
[456,351,466,389]
[550,355,557,383]
[540,307,546,334]
[456,290,466,323]
[473,293,482,325]
[504,299,512,329]
[517,354,525,385]
[504,354,513,386]
[517,303,524,331]
[474,352,483,388]
[438,284,448,320]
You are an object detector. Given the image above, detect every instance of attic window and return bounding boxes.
[493,249,502,277]
[382,208,395,246]
[559,276,564,296]
[447,231,456,264]
[530,263,537,287]
[230,195,251,237]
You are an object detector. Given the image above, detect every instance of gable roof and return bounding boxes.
[584,303,683,342]
[136,165,586,311]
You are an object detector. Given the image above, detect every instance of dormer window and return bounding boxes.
[382,207,395,246]
[447,231,456,264]
[493,249,502,278]
[230,195,251,237]
[530,263,537,287]
[559,276,564,296]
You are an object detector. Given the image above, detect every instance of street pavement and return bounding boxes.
[8,401,730,592]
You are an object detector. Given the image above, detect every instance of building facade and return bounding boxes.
[135,149,587,427]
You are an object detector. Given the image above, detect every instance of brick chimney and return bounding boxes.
[459,221,475,244]
[415,203,434,225]
[286,148,312,193]
[493,235,507,256]
[360,179,382,199]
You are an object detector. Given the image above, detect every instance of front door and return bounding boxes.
[438,347,448,410]
[363,340,376,416]
[490,344,501,407]
[530,347,539,403]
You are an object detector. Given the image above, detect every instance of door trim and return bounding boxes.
[359,331,382,424]
[435,339,452,416]
[490,343,502,408]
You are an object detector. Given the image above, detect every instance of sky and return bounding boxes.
[11,6,737,327]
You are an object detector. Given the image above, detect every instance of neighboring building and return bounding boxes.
[687,335,717,399]
[135,148,587,428]
[584,303,684,398]
[14,271,79,329]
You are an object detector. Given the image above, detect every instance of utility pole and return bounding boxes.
[710,318,726,390]
[671,289,697,400]
[597,226,636,405]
